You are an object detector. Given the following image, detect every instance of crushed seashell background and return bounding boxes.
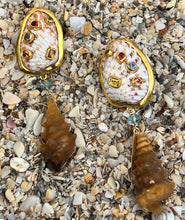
[0,0,185,219]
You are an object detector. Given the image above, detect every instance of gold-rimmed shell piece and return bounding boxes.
[99,37,154,108]
[16,7,64,76]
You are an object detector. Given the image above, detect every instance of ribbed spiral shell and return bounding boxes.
[40,98,76,167]
[132,133,174,215]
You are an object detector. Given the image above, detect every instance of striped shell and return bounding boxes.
[16,8,63,76]
[99,38,154,108]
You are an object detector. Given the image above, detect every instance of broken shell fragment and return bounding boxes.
[99,38,154,108]
[16,8,63,76]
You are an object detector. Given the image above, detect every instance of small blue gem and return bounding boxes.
[129,62,137,70]
[24,32,30,41]
[40,81,53,90]
[127,114,141,125]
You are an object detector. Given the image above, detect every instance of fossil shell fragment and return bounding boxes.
[99,38,154,108]
[132,133,175,215]
[16,8,63,76]
[40,98,76,168]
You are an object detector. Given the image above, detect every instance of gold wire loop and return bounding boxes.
[133,123,140,134]
[126,108,135,115]
[40,74,48,81]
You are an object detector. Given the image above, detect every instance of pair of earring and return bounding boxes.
[16,7,174,216]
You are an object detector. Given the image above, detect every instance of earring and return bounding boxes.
[99,37,174,215]
[16,7,76,170]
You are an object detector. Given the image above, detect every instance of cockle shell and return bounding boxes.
[99,38,154,108]
[16,8,63,76]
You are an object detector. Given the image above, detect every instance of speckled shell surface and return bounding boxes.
[99,38,154,108]
[16,8,63,76]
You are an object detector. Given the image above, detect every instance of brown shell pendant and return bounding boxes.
[132,133,175,215]
[40,98,76,169]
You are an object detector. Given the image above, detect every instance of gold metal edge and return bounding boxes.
[16,7,63,76]
[99,37,154,109]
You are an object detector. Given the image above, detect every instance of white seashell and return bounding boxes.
[174,55,185,70]
[2,92,21,105]
[164,94,174,109]
[105,190,114,198]
[10,69,24,81]
[5,189,15,203]
[25,109,39,134]
[46,189,56,201]
[107,177,117,190]
[166,0,176,8]
[75,128,86,148]
[16,8,63,76]
[13,141,25,157]
[0,20,9,33]
[42,203,54,217]
[99,38,154,108]
[33,113,44,136]
[10,157,29,172]
[0,67,8,79]
[151,206,174,220]
[20,196,40,212]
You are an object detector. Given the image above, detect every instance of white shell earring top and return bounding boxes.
[99,38,154,108]
[16,8,63,76]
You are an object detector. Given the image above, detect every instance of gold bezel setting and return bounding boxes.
[46,47,56,60]
[22,49,33,60]
[23,32,35,44]
[117,51,126,63]
[99,37,154,109]
[108,76,121,88]
[16,7,64,76]
[30,19,41,30]
[45,15,54,25]
[131,76,144,87]
[105,49,113,57]
[126,61,139,73]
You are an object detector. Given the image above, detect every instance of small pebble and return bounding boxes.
[10,157,29,172]
[70,17,86,32]
[2,92,21,105]
[155,20,166,31]
[171,173,182,186]
[171,24,184,38]
[69,106,80,117]
[80,22,93,35]
[98,123,108,132]
[73,191,83,205]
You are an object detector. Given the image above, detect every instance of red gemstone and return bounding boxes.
[118,52,125,60]
[31,20,39,27]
